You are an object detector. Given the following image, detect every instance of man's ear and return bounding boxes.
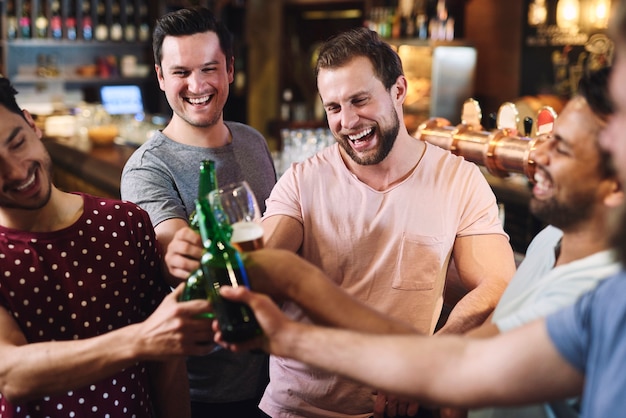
[155,64,166,91]
[604,178,624,208]
[393,75,408,102]
[22,110,43,139]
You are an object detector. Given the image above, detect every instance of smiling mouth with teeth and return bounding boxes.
[14,172,36,192]
[348,128,373,142]
[186,96,211,105]
[533,168,553,195]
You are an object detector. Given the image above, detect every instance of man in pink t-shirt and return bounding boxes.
[261,27,516,418]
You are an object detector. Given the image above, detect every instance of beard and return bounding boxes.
[338,107,400,166]
[0,158,53,211]
[529,191,596,230]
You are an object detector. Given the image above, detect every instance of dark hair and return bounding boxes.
[152,7,234,67]
[315,27,404,91]
[578,66,614,120]
[0,77,23,117]
[577,66,615,179]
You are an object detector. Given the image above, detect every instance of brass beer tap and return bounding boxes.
[415,99,557,182]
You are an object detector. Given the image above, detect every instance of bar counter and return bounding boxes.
[44,137,135,199]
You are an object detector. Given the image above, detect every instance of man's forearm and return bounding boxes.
[276,319,581,408]
[437,285,503,335]
[0,323,145,403]
[246,249,416,334]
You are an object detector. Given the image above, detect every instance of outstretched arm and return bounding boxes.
[244,249,416,334]
[0,284,215,403]
[219,286,583,409]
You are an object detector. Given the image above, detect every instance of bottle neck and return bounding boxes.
[197,197,231,251]
[198,160,218,199]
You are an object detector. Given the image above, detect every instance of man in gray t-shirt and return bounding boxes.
[121,7,275,418]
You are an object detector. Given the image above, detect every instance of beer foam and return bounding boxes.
[231,221,264,243]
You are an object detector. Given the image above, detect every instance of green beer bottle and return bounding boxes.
[189,160,219,231]
[180,266,214,319]
[195,196,262,342]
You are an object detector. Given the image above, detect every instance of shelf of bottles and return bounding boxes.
[4,0,151,43]
[366,0,454,42]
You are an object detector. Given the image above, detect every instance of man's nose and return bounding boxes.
[340,107,359,130]
[528,135,550,167]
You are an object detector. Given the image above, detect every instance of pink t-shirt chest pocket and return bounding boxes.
[393,233,446,291]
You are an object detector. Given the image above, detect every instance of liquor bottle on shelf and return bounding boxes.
[50,0,62,40]
[81,0,93,40]
[124,0,136,41]
[6,0,18,39]
[110,0,123,41]
[138,2,150,42]
[19,0,31,39]
[66,0,77,40]
[414,0,428,40]
[94,1,108,41]
[35,5,48,38]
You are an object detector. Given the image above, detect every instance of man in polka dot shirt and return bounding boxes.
[0,77,217,417]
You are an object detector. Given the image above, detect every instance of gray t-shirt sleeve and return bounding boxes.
[121,135,192,227]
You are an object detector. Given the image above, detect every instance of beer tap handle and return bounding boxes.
[523,117,533,137]
[461,98,483,130]
[487,112,497,130]
[536,106,558,135]
[496,102,520,135]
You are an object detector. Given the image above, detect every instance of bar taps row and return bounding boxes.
[415,99,558,182]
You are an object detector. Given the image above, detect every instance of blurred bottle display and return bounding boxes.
[5,0,152,42]
[365,0,454,41]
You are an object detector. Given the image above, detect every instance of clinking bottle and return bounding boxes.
[188,160,231,237]
[181,160,260,342]
[190,197,262,342]
[183,160,219,313]
[189,160,218,231]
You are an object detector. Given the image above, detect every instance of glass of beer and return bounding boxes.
[209,181,264,252]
